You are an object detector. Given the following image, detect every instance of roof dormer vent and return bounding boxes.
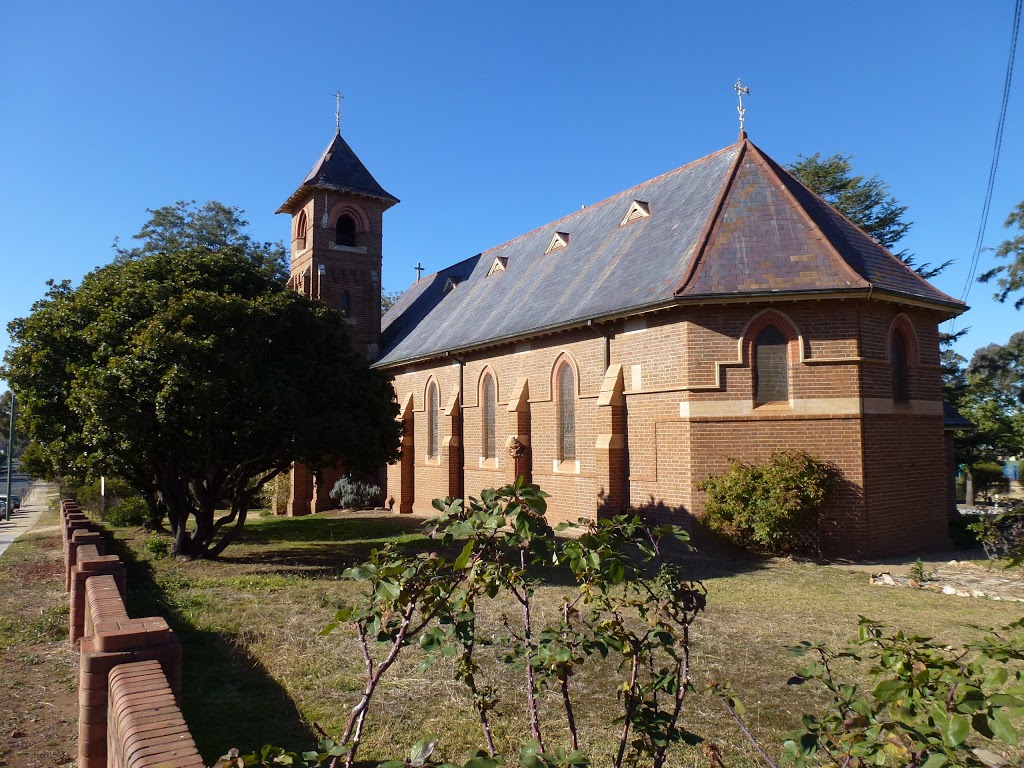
[621,200,651,227]
[546,231,570,254]
[443,276,461,293]
[487,256,508,276]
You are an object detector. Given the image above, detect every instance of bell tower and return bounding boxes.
[277,126,399,515]
[277,129,399,361]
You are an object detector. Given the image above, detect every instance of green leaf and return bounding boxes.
[410,736,439,767]
[919,754,948,768]
[989,709,1019,745]
[985,667,1009,689]
[454,540,475,571]
[463,758,503,768]
[945,713,969,747]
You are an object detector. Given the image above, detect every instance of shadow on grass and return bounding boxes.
[105,533,319,764]
[234,509,773,585]
[240,512,425,546]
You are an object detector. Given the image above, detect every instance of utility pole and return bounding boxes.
[5,392,14,522]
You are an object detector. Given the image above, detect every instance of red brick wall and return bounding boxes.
[381,297,951,558]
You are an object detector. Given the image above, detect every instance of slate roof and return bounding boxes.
[377,137,965,368]
[278,132,398,214]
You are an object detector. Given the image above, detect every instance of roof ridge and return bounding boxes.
[472,140,744,262]
[674,141,748,294]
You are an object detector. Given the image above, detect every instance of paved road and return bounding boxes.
[0,481,56,558]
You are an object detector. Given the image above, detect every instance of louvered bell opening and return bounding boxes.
[558,364,576,461]
[483,376,496,459]
[428,384,439,458]
[754,326,789,404]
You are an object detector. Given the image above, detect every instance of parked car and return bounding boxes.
[0,494,20,510]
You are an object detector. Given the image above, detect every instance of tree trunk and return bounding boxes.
[966,468,975,507]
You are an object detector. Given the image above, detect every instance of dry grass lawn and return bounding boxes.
[96,510,1024,768]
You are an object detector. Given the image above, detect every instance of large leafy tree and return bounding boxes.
[979,200,1024,308]
[114,200,288,281]
[4,209,400,559]
[943,332,1024,503]
[788,153,950,279]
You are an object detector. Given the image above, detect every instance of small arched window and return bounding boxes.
[296,210,308,247]
[340,290,352,317]
[427,382,439,458]
[754,325,789,404]
[557,362,576,461]
[482,373,496,460]
[336,214,357,247]
[891,330,910,403]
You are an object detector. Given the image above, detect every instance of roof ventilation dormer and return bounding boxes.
[443,276,461,293]
[546,231,570,254]
[487,256,509,276]
[620,200,651,227]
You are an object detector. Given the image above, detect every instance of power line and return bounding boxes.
[959,0,1022,306]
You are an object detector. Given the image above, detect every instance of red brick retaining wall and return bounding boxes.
[60,499,204,768]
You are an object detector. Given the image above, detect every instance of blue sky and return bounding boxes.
[1,1,1021,385]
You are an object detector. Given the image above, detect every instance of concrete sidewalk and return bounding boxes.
[0,482,58,558]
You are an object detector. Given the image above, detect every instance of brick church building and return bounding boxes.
[277,127,966,558]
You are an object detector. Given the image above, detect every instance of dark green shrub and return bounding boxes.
[972,461,1010,499]
[969,509,1024,561]
[106,496,149,527]
[73,476,136,515]
[329,476,381,510]
[949,512,981,549]
[696,450,837,553]
[145,532,170,559]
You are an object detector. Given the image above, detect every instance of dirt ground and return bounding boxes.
[0,504,79,768]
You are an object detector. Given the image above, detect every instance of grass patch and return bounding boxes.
[102,510,1024,767]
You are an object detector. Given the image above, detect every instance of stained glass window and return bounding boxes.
[482,374,496,459]
[336,215,357,247]
[891,331,909,402]
[754,326,789,404]
[427,382,439,458]
[558,363,576,461]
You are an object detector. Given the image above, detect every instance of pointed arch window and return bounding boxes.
[336,214,357,247]
[427,382,439,459]
[482,373,496,460]
[296,210,308,249]
[754,326,789,404]
[557,362,576,461]
[891,330,910,403]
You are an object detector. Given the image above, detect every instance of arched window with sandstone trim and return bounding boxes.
[482,373,496,460]
[891,329,910,403]
[754,325,789,404]
[296,210,307,247]
[557,362,576,461]
[427,382,439,458]
[336,214,357,247]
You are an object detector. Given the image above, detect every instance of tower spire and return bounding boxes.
[334,90,344,135]
[733,78,750,139]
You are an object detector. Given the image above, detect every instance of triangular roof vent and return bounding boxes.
[546,231,570,254]
[487,256,508,276]
[621,200,651,227]
[443,276,461,293]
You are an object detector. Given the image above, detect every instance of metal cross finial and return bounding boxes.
[733,78,750,135]
[415,262,424,281]
[334,90,344,134]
